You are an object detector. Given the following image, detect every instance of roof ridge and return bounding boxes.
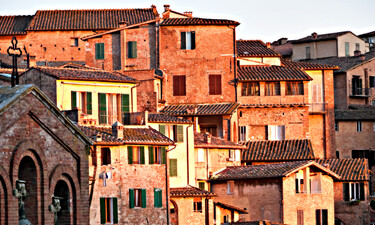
[35,8,154,12]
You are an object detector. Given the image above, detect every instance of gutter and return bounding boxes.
[130,82,141,113]
[186,124,193,185]
[165,144,176,225]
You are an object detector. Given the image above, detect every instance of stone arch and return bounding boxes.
[0,165,13,225]
[54,178,72,225]
[170,199,179,225]
[335,217,345,225]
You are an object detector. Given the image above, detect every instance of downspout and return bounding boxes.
[166,144,176,225]
[186,124,193,185]
[322,71,327,158]
[130,82,140,113]
[206,148,209,182]
[228,25,237,102]
[89,145,97,207]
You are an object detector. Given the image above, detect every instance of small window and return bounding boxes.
[101,148,111,165]
[242,82,260,96]
[149,146,166,164]
[295,173,304,194]
[265,82,281,96]
[310,173,322,194]
[227,181,234,195]
[127,41,137,58]
[297,210,304,225]
[343,182,365,201]
[100,197,118,224]
[239,126,246,142]
[357,121,362,132]
[228,150,235,161]
[129,189,146,208]
[335,121,339,132]
[72,38,79,47]
[235,150,241,162]
[170,159,178,177]
[198,181,205,190]
[154,188,162,208]
[197,148,205,162]
[181,31,196,50]
[193,198,202,212]
[345,42,350,56]
[127,146,145,164]
[316,209,328,225]
[209,75,222,95]
[286,82,304,95]
[173,75,186,96]
[370,76,375,88]
[306,46,311,59]
[336,151,340,159]
[95,43,105,59]
[356,43,360,51]
[71,91,92,115]
[267,125,285,140]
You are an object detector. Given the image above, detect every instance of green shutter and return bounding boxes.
[96,43,104,59]
[159,125,166,136]
[128,146,133,164]
[71,91,77,109]
[191,31,196,49]
[86,92,92,115]
[98,93,107,124]
[181,32,186,49]
[177,125,184,142]
[128,41,137,58]
[149,147,154,164]
[154,188,162,208]
[170,159,177,177]
[121,94,130,113]
[199,182,205,190]
[161,147,166,164]
[140,146,145,164]
[141,189,146,208]
[113,197,118,223]
[100,198,106,224]
[129,189,134,208]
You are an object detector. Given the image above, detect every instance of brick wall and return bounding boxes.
[171,197,214,225]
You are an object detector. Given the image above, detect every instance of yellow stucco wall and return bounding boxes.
[238,56,281,66]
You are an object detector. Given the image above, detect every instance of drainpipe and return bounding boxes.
[165,144,176,225]
[130,82,140,113]
[228,25,237,102]
[89,145,97,207]
[322,71,327,158]
[186,124,193,185]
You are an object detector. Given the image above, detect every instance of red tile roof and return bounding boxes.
[160,17,239,26]
[215,202,248,214]
[194,132,246,149]
[161,103,240,116]
[335,105,375,121]
[242,139,315,162]
[23,67,138,83]
[236,40,280,57]
[148,113,192,124]
[210,161,340,181]
[170,186,216,197]
[281,59,339,70]
[291,31,353,44]
[26,8,157,31]
[79,125,174,145]
[272,43,293,57]
[237,65,312,81]
[0,15,33,35]
[316,158,369,181]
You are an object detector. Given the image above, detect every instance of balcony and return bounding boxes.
[308,103,327,114]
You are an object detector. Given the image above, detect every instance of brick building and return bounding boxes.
[0,84,91,224]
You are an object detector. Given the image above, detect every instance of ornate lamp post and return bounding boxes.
[48,195,61,225]
[12,180,32,225]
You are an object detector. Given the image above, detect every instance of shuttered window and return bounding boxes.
[297,210,304,225]
[267,125,285,140]
[209,75,222,95]
[71,91,77,109]
[242,82,260,96]
[98,93,107,125]
[149,147,162,164]
[159,125,166,136]
[286,82,304,95]
[198,181,205,190]
[170,159,177,177]
[86,92,92,114]
[265,82,281,96]
[154,188,162,208]
[316,209,328,225]
[128,41,137,58]
[181,31,195,50]
[173,75,186,96]
[161,147,166,165]
[129,189,146,208]
[100,197,118,224]
[95,43,105,59]
[128,146,145,164]
[173,125,184,142]
[343,182,365,201]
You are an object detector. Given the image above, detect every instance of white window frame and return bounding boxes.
[239,126,246,142]
[197,148,205,162]
[268,125,285,140]
[227,181,234,195]
[310,173,322,194]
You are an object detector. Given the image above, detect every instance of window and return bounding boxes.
[228,150,235,161]
[95,43,105,59]
[193,198,202,212]
[297,210,304,225]
[357,121,362,132]
[127,146,145,164]
[373,100,375,106]
[336,151,340,159]
[227,181,234,195]
[129,189,146,208]
[370,76,375,88]
[306,46,311,59]
[267,125,285,140]
[235,150,241,162]
[286,82,304,95]
[101,148,111,165]
[356,43,360,51]
[242,82,260,96]
[169,159,177,177]
[197,148,205,162]
[100,197,118,224]
[352,77,363,95]
[343,182,365,201]
[239,126,246,142]
[173,75,186,96]
[208,75,222,95]
[127,41,137,58]
[173,125,184,142]
[345,42,349,56]
[181,31,195,50]
[154,188,162,208]
[98,93,129,125]
[316,209,328,225]
[335,121,339,132]
[373,122,375,132]
[310,173,322,194]
[72,38,79,47]
[198,181,206,190]
[295,172,305,194]
[265,82,280,96]
[71,91,92,114]
[149,146,166,164]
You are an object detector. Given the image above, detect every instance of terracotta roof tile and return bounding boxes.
[236,40,280,57]
[215,202,247,214]
[281,58,339,70]
[272,43,293,57]
[242,139,315,162]
[26,8,156,31]
[239,103,307,109]
[316,158,369,181]
[237,65,312,81]
[23,67,138,83]
[160,17,239,26]
[161,103,240,116]
[148,113,192,124]
[170,186,216,197]
[78,125,174,145]
[335,105,375,121]
[194,132,246,149]
[0,15,33,35]
[291,31,353,44]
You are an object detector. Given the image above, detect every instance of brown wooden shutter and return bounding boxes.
[191,31,196,49]
[180,76,186,95]
[209,75,215,95]
[181,32,186,49]
[173,76,179,96]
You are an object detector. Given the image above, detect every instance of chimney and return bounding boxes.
[112,121,124,139]
[151,4,158,16]
[359,54,366,61]
[164,4,170,11]
[203,132,212,144]
[184,11,193,17]
[266,42,271,48]
[94,133,102,142]
[354,50,361,56]
[312,32,318,39]
[278,38,288,45]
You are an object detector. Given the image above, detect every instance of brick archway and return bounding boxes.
[170,199,179,225]
[0,165,15,225]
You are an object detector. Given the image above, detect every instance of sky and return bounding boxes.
[1,0,375,42]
